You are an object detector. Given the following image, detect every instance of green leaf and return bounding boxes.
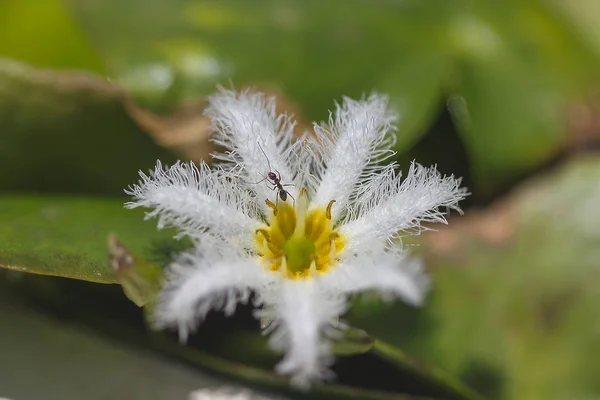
[71,0,600,195]
[0,195,179,283]
[151,332,453,400]
[0,288,225,400]
[332,326,374,356]
[0,0,104,72]
[0,58,176,195]
[554,0,600,62]
[350,156,600,399]
[451,50,564,193]
[2,269,480,400]
[186,322,482,400]
[7,270,486,400]
[71,0,444,150]
[371,339,486,400]
[378,52,450,153]
[444,1,600,193]
[108,233,163,307]
[216,325,374,367]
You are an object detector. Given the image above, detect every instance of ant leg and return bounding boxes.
[247,176,268,185]
[286,191,296,208]
[282,184,295,187]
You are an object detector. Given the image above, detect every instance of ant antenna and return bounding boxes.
[257,142,272,175]
[244,142,271,185]
[248,141,296,208]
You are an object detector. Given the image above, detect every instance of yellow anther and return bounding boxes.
[325,200,336,220]
[329,235,337,259]
[265,198,278,215]
[299,187,308,197]
[255,229,270,242]
[309,259,317,276]
[255,194,345,280]
[280,256,287,274]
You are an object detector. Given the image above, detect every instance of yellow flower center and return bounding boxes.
[254,190,345,279]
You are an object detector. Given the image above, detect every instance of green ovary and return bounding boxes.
[254,192,345,280]
[282,237,316,275]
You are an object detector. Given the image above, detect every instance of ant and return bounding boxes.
[252,142,295,206]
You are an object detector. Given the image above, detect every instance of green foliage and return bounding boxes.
[1,0,600,398]
[350,156,600,399]
[0,195,177,283]
[1,267,485,400]
[2,0,599,190]
[71,0,600,191]
[0,58,176,195]
[0,0,104,71]
[109,233,164,307]
[332,326,374,356]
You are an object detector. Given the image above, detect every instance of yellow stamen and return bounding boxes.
[326,200,336,220]
[254,192,345,280]
[255,229,270,242]
[265,198,278,215]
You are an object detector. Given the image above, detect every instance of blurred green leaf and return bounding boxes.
[217,325,374,367]
[0,58,176,195]
[108,233,163,307]
[445,1,600,192]
[71,0,600,195]
[197,324,482,400]
[1,268,479,400]
[71,0,443,151]
[0,0,104,72]
[546,1,600,66]
[380,52,450,153]
[332,326,374,356]
[0,287,223,400]
[155,331,483,400]
[371,338,486,400]
[350,155,600,399]
[0,195,178,283]
[451,52,564,193]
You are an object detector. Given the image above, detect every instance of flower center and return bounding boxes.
[255,190,344,279]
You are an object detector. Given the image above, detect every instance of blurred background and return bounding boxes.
[1,0,600,399]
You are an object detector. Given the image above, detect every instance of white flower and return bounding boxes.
[189,386,278,400]
[125,88,467,388]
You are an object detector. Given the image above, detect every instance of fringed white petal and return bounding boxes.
[189,387,270,400]
[290,133,323,196]
[312,94,397,219]
[125,89,469,390]
[125,161,260,245]
[324,246,429,306]
[154,238,273,341]
[205,88,300,209]
[340,162,468,250]
[262,280,346,388]
[342,162,397,223]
